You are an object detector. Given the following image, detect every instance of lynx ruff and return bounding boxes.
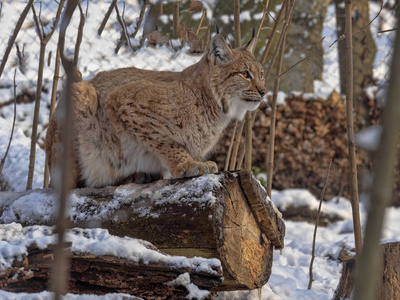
[45,33,267,188]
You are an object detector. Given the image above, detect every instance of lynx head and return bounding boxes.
[207,33,267,121]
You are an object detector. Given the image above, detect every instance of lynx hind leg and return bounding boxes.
[172,160,218,178]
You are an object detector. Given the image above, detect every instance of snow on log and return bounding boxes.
[0,171,285,290]
[0,224,221,299]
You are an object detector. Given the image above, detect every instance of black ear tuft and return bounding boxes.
[252,27,255,38]
[215,21,220,34]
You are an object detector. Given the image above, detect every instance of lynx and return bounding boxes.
[45,33,267,188]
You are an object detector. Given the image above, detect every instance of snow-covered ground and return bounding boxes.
[0,1,398,299]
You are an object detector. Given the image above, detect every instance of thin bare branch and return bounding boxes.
[266,0,295,197]
[255,0,270,41]
[31,4,44,42]
[173,2,180,38]
[244,111,253,171]
[229,120,245,170]
[329,2,383,48]
[266,37,325,87]
[224,121,238,171]
[26,0,66,191]
[115,3,149,54]
[196,9,207,36]
[0,69,18,176]
[0,0,34,78]
[44,47,61,188]
[378,27,397,34]
[115,3,132,50]
[74,3,86,66]
[308,158,333,290]
[98,0,117,36]
[344,0,362,258]
[260,4,285,64]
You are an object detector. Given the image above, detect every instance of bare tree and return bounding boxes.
[353,7,400,300]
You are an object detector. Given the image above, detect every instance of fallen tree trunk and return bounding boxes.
[0,171,285,291]
[0,232,221,299]
[333,242,400,300]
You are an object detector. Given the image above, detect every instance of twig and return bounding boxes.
[0,69,17,177]
[0,0,34,78]
[229,120,245,170]
[224,121,238,171]
[115,3,149,54]
[266,0,295,197]
[255,0,270,41]
[260,4,285,64]
[329,2,383,48]
[226,0,243,171]
[196,9,207,36]
[378,27,397,34]
[51,1,79,297]
[26,0,65,190]
[353,6,400,299]
[115,3,132,50]
[74,3,86,66]
[238,111,258,170]
[266,37,325,88]
[47,50,52,67]
[98,0,117,36]
[31,4,44,42]
[43,47,61,188]
[308,158,333,290]
[344,0,362,258]
[264,0,295,83]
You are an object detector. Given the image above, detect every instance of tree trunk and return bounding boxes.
[279,0,330,93]
[335,0,377,123]
[333,242,400,300]
[0,171,285,291]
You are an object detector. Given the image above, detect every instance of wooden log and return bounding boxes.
[333,242,400,300]
[0,171,285,291]
[0,240,221,299]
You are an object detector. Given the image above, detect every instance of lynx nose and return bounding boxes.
[258,88,267,97]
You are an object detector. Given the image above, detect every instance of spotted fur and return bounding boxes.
[45,34,267,188]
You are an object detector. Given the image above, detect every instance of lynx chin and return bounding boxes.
[45,33,267,188]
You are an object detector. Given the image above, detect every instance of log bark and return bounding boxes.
[0,242,221,299]
[0,171,285,291]
[333,242,400,300]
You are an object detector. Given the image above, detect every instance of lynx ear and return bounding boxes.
[209,34,233,65]
[242,28,257,53]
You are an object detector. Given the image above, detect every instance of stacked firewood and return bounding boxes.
[213,90,399,204]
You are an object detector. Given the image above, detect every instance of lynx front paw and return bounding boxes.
[172,160,218,178]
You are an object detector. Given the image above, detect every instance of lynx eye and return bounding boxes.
[240,71,251,79]
[261,72,264,80]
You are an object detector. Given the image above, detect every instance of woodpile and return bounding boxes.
[213,90,400,205]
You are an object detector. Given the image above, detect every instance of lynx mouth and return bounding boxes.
[243,98,262,103]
